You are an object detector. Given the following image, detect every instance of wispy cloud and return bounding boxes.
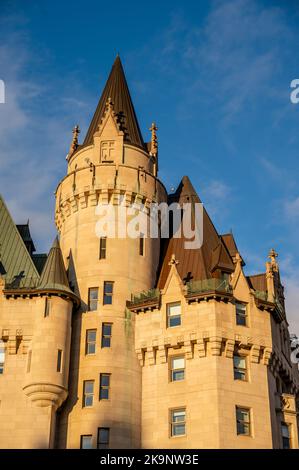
[0,19,93,252]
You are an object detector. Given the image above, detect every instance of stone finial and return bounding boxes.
[268,248,279,272]
[149,122,158,157]
[107,97,114,112]
[67,125,80,160]
[168,253,179,266]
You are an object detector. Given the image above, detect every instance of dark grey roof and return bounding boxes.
[38,237,72,294]
[83,56,145,150]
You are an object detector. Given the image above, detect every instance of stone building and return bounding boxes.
[0,56,298,449]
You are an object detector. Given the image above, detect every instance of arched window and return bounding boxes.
[0,340,5,374]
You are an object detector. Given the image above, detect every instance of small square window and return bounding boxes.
[103,282,114,305]
[44,297,50,317]
[233,355,247,381]
[236,407,251,436]
[170,356,185,382]
[80,435,92,449]
[236,302,247,326]
[86,330,97,355]
[170,409,186,437]
[88,288,99,311]
[99,373,110,400]
[101,323,112,348]
[83,380,94,407]
[167,302,181,327]
[97,427,110,449]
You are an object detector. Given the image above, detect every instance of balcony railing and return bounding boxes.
[130,288,160,306]
[186,278,232,296]
[254,290,284,314]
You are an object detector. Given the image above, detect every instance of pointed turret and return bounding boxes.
[38,237,72,295]
[83,55,145,149]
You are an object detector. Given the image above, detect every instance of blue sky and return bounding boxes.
[1,0,299,332]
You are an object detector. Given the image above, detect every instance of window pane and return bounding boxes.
[81,435,92,449]
[169,315,181,327]
[104,282,113,294]
[173,410,185,422]
[84,381,94,394]
[102,337,111,348]
[85,395,93,407]
[87,330,96,342]
[282,424,290,438]
[100,374,110,386]
[169,303,181,316]
[90,288,98,299]
[97,427,110,448]
[87,343,96,354]
[173,424,185,436]
[236,314,246,326]
[234,356,245,368]
[103,324,112,336]
[173,370,185,381]
[236,408,249,422]
[172,357,185,369]
[100,388,109,399]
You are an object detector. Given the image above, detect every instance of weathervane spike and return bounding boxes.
[67,125,80,160]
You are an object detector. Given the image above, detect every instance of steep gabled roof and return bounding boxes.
[38,237,72,294]
[247,273,267,292]
[157,176,234,288]
[83,56,145,150]
[0,195,39,287]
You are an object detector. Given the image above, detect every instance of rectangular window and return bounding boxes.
[97,428,110,449]
[80,435,92,449]
[167,302,181,327]
[0,363,3,374]
[83,380,94,407]
[44,297,50,317]
[57,349,62,372]
[88,287,99,311]
[282,423,291,449]
[236,302,247,326]
[86,329,97,355]
[99,237,107,260]
[236,407,251,436]
[233,355,247,381]
[103,281,113,305]
[139,233,144,256]
[99,373,110,400]
[101,323,112,348]
[170,409,186,437]
[170,356,185,382]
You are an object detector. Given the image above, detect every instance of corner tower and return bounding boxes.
[55,56,167,448]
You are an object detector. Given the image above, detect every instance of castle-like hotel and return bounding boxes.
[0,57,298,449]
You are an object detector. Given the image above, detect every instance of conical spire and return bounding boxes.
[83,56,145,149]
[38,237,72,294]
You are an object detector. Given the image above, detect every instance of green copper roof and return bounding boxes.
[38,237,73,294]
[0,195,39,287]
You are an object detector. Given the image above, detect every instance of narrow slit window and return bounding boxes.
[139,233,144,256]
[57,349,63,372]
[0,340,5,374]
[27,350,32,373]
[236,302,247,326]
[99,237,107,260]
[282,422,291,449]
[44,297,50,317]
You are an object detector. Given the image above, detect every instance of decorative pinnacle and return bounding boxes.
[149,122,158,156]
[168,253,179,266]
[67,125,80,160]
[268,248,279,272]
[107,97,114,111]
